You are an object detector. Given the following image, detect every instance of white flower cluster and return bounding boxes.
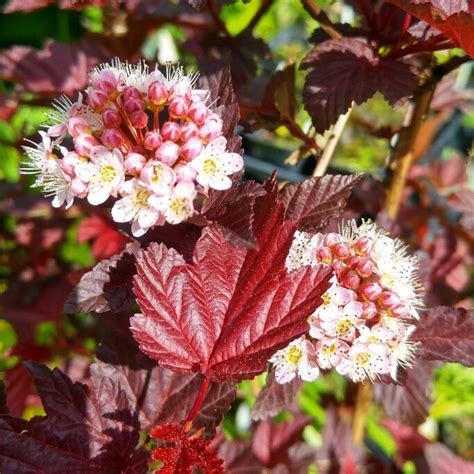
[270,221,422,384]
[22,60,244,237]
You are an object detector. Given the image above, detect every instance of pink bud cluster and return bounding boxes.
[270,221,422,384]
[22,60,244,237]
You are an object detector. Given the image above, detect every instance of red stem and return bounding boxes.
[184,376,211,425]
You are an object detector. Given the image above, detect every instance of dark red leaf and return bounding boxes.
[92,347,236,439]
[0,37,112,95]
[197,64,242,154]
[218,440,262,473]
[302,38,416,132]
[78,214,130,260]
[203,180,267,248]
[315,406,365,473]
[281,174,363,232]
[387,0,474,58]
[65,242,140,314]
[0,363,147,473]
[150,423,224,473]
[374,360,440,426]
[252,415,311,468]
[415,442,474,473]
[252,370,301,421]
[448,190,474,231]
[412,306,474,366]
[131,196,332,382]
[380,419,429,465]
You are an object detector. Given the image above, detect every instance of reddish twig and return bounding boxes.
[184,376,211,425]
[301,0,342,40]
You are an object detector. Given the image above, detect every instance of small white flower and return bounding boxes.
[112,179,163,237]
[270,336,320,384]
[336,342,391,382]
[140,161,176,195]
[190,136,243,192]
[76,146,125,205]
[150,181,196,225]
[315,337,349,370]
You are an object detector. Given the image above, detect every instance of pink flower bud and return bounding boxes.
[48,123,67,138]
[360,301,377,319]
[354,236,374,256]
[130,110,148,129]
[332,242,350,260]
[378,291,401,310]
[355,258,374,278]
[188,101,208,125]
[124,152,146,175]
[391,303,410,318]
[199,118,222,142]
[124,98,144,115]
[170,80,192,101]
[101,128,125,149]
[148,81,168,106]
[180,137,203,161]
[102,109,122,128]
[155,141,180,166]
[180,122,199,142]
[61,152,80,175]
[70,178,88,197]
[92,69,118,95]
[68,117,90,137]
[88,90,108,111]
[360,282,382,301]
[161,121,180,141]
[175,163,197,182]
[341,271,360,290]
[74,134,99,156]
[325,233,342,247]
[123,86,142,102]
[332,260,346,279]
[143,130,162,150]
[169,96,188,119]
[315,247,332,265]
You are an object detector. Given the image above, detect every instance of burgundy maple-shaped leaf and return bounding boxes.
[281,174,363,232]
[252,415,311,468]
[0,38,112,95]
[150,423,224,473]
[0,363,147,473]
[301,38,417,132]
[65,242,140,314]
[197,65,242,154]
[381,419,429,465]
[203,180,267,248]
[415,442,474,474]
[93,335,236,439]
[412,306,474,366]
[374,360,440,426]
[387,0,474,58]
[131,197,332,382]
[252,370,301,421]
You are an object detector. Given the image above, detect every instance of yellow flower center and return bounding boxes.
[170,198,187,216]
[355,352,370,367]
[203,158,217,175]
[336,319,352,338]
[287,347,303,365]
[151,166,163,183]
[321,293,331,307]
[100,165,117,183]
[134,189,150,205]
[322,343,336,355]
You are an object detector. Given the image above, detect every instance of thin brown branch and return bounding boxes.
[239,0,274,36]
[384,80,436,219]
[313,107,351,176]
[352,382,372,445]
[208,0,230,37]
[284,117,319,152]
[301,0,342,40]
